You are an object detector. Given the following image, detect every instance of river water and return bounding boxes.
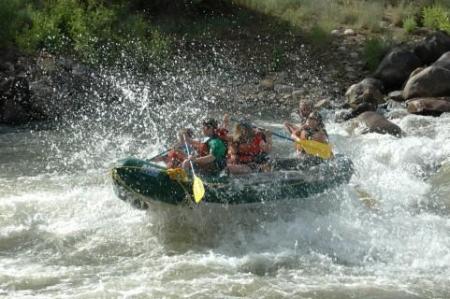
[1,66,450,298]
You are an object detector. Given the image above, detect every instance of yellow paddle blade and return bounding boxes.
[193,175,205,203]
[296,139,333,159]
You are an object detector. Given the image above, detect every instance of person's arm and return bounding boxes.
[192,154,215,165]
[284,122,296,134]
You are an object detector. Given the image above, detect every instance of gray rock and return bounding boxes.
[350,111,403,137]
[331,29,341,36]
[388,90,404,102]
[274,84,294,94]
[406,97,450,116]
[403,66,450,99]
[414,31,450,65]
[433,51,450,70]
[259,78,274,91]
[0,98,29,124]
[345,77,384,108]
[374,47,422,90]
[315,98,331,109]
[292,89,306,101]
[344,29,355,36]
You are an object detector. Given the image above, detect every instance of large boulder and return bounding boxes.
[0,98,29,124]
[374,47,422,90]
[345,77,384,108]
[413,31,450,65]
[433,51,450,70]
[407,97,450,116]
[403,66,450,99]
[350,111,403,137]
[0,73,33,124]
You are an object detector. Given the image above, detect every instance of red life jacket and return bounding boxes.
[234,133,265,164]
[165,149,186,168]
[215,128,229,140]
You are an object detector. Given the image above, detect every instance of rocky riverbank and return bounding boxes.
[1,28,450,127]
[0,48,121,125]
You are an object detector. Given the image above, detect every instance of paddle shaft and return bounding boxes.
[250,123,332,159]
[183,136,196,176]
[249,124,294,142]
[148,143,188,162]
[148,149,170,161]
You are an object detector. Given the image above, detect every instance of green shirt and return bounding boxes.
[207,138,227,160]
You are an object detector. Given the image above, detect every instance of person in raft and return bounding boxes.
[284,99,314,136]
[153,128,195,168]
[181,118,228,174]
[290,111,329,159]
[226,121,272,174]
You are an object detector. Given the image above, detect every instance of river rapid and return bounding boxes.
[1,56,450,298]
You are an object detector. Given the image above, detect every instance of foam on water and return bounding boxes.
[1,66,450,298]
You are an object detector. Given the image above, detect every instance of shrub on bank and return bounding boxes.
[6,0,170,69]
[403,16,418,34]
[0,0,28,48]
[423,4,450,33]
[363,37,391,72]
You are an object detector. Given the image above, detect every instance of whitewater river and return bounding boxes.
[1,74,450,298]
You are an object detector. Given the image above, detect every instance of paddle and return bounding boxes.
[252,124,333,160]
[147,143,187,162]
[183,136,205,203]
[147,149,170,162]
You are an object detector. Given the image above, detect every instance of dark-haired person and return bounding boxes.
[182,118,227,174]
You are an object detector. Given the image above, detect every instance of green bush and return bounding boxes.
[403,16,418,33]
[15,0,171,68]
[363,37,390,72]
[308,24,330,48]
[0,0,28,48]
[269,45,284,71]
[422,4,450,32]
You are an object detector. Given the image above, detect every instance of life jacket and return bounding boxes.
[194,131,229,157]
[233,133,265,164]
[165,149,187,168]
[215,128,229,141]
[194,141,209,157]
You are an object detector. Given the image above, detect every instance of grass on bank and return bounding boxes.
[1,0,450,71]
[236,0,450,69]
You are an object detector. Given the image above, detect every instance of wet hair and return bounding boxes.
[233,122,254,143]
[202,118,218,129]
[307,111,325,128]
[178,128,194,139]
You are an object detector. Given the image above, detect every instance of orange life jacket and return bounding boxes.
[233,133,265,164]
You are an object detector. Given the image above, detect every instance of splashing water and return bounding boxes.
[1,45,449,298]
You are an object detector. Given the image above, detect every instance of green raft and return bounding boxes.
[111,154,354,209]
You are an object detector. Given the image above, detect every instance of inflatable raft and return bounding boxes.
[111,155,353,209]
